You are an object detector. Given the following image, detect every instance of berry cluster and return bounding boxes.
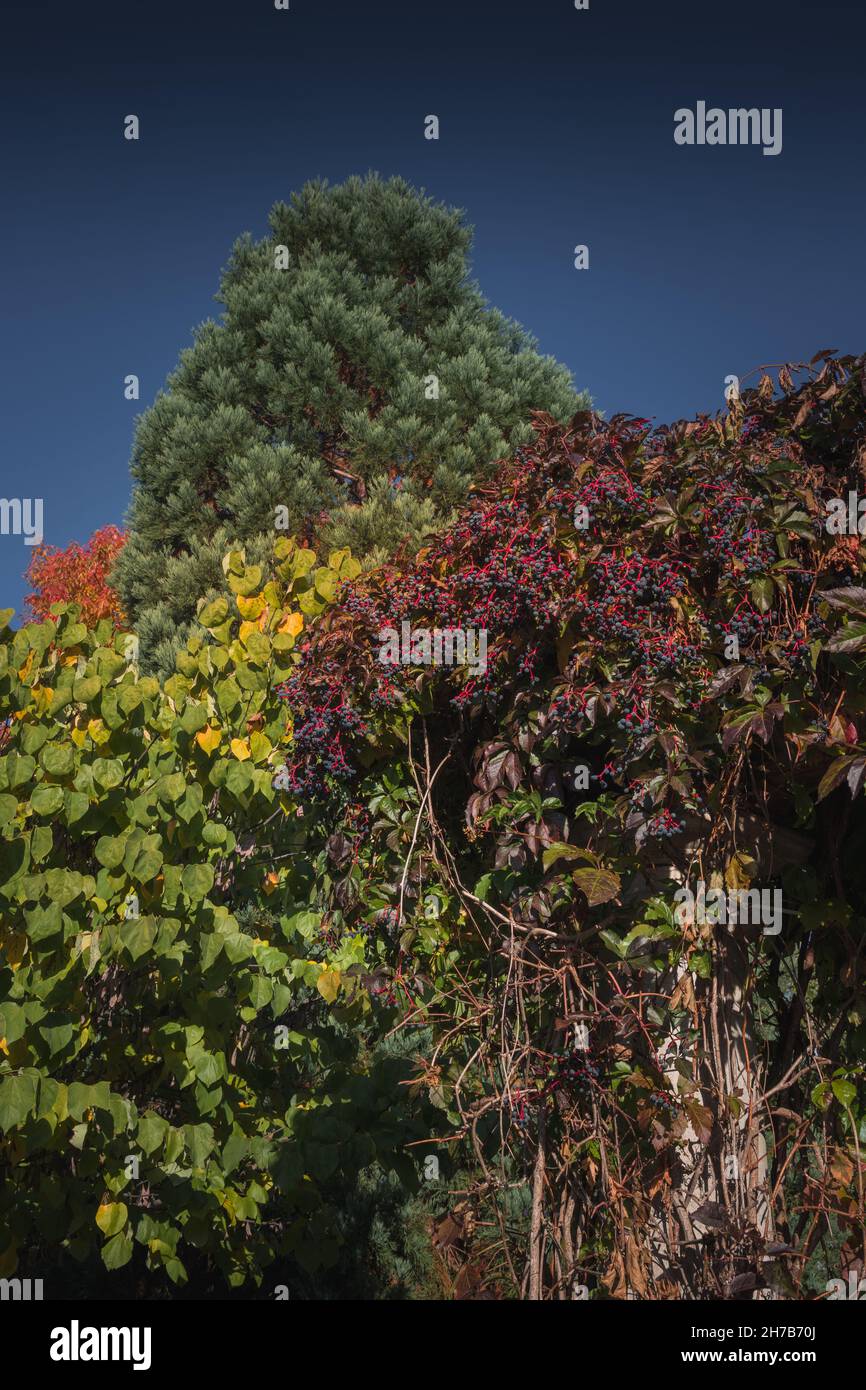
[555,1048,601,1091]
[649,1089,681,1114]
[718,603,771,647]
[276,673,368,799]
[554,465,651,525]
[698,479,775,582]
[645,809,685,839]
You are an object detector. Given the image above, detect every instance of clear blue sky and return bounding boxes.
[1,0,864,617]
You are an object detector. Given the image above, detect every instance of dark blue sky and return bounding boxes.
[1,0,864,617]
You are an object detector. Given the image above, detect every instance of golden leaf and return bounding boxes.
[195,724,222,755]
[278,611,304,638]
[236,593,265,621]
[316,967,341,1004]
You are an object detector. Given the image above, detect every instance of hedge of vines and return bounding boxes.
[277,350,866,1298]
[3,351,866,1299]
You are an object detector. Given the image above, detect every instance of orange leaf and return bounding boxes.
[195,724,222,755]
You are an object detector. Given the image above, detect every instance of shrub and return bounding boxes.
[0,541,434,1291]
[25,525,127,629]
[280,351,866,1298]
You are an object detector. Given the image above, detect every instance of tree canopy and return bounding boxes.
[115,174,584,675]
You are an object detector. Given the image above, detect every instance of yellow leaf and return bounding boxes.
[0,1037,8,1055]
[725,853,757,890]
[95,1201,127,1236]
[31,686,52,715]
[88,718,110,745]
[70,726,87,748]
[262,870,280,896]
[236,593,265,621]
[278,611,304,638]
[230,738,251,761]
[196,724,222,755]
[316,967,341,1004]
[17,651,34,682]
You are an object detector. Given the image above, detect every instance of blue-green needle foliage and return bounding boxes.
[116,174,585,673]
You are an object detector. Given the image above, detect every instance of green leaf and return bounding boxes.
[221,1132,249,1175]
[156,772,186,804]
[67,1081,111,1120]
[41,742,75,776]
[120,917,156,962]
[542,842,597,871]
[572,866,621,907]
[184,1122,215,1167]
[117,682,144,716]
[6,752,35,790]
[30,784,64,815]
[92,757,124,790]
[64,789,90,825]
[199,596,230,628]
[0,1073,38,1131]
[224,761,253,798]
[832,1079,857,1107]
[96,1201,128,1237]
[826,622,866,655]
[750,576,774,613]
[182,863,215,902]
[180,702,209,734]
[95,834,127,869]
[73,673,102,704]
[19,724,49,755]
[811,1081,832,1111]
[137,1112,169,1156]
[24,900,63,942]
[101,1230,133,1270]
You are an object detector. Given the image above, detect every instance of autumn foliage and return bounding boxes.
[24,525,127,628]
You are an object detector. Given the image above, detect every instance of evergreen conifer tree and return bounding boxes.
[115,174,585,672]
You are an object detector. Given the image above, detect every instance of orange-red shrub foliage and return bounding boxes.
[24,525,127,628]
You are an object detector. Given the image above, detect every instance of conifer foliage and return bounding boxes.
[115,175,584,674]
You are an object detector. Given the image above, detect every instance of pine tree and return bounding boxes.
[115,174,586,672]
